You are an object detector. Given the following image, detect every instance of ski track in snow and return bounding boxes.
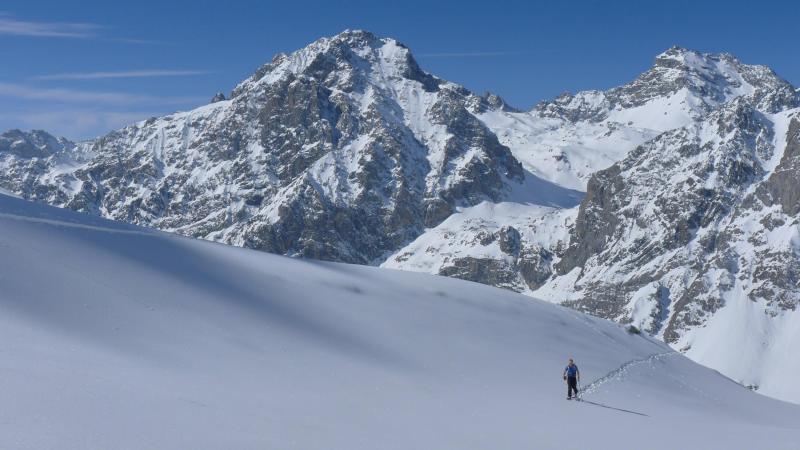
[576,399,651,417]
[581,351,679,396]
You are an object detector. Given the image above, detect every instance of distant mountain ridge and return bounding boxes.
[1,31,798,403]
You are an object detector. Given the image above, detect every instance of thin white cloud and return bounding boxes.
[0,13,166,44]
[0,12,102,38]
[0,109,163,140]
[416,51,522,58]
[0,82,203,105]
[110,37,171,45]
[33,70,213,81]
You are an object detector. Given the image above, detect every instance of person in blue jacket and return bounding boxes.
[563,358,580,400]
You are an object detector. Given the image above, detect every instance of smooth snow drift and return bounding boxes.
[0,194,798,449]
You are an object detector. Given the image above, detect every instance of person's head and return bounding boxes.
[568,358,574,365]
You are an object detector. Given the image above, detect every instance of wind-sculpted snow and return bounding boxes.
[1,193,799,449]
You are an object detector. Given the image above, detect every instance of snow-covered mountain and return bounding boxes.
[1,31,798,403]
[0,128,75,158]
[384,46,800,402]
[539,102,800,397]
[477,45,797,191]
[0,30,529,265]
[1,192,798,449]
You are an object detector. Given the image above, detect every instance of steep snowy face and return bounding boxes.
[0,30,523,264]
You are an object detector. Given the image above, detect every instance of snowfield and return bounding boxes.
[1,194,798,449]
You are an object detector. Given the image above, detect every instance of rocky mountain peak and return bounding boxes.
[477,92,519,113]
[653,45,718,67]
[233,29,437,98]
[536,46,798,123]
[210,92,226,103]
[0,30,525,266]
[653,46,764,80]
[645,46,797,111]
[0,129,74,159]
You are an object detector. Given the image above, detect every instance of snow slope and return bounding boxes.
[1,194,798,450]
[478,109,659,191]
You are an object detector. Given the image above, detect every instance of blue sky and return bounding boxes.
[2,0,799,140]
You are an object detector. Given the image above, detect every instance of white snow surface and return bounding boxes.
[382,201,574,294]
[478,110,657,191]
[1,194,799,449]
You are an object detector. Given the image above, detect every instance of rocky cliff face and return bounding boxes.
[531,102,799,396]
[2,33,799,401]
[552,101,798,338]
[0,129,87,206]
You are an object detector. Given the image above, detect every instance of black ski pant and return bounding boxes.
[567,376,578,398]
